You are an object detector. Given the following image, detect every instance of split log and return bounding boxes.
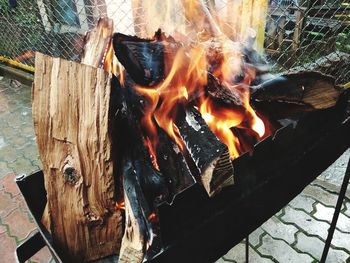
[32,53,123,262]
[81,17,114,68]
[113,31,181,86]
[251,71,343,119]
[156,128,196,199]
[114,77,169,262]
[175,106,234,197]
[119,158,152,263]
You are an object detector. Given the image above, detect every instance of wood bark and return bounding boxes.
[32,53,123,262]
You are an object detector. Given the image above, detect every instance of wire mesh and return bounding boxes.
[0,0,349,83]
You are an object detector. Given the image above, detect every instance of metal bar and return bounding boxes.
[320,152,350,262]
[16,231,46,263]
[245,236,249,263]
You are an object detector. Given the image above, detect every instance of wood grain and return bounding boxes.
[32,52,123,262]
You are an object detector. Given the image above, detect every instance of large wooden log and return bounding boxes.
[175,106,234,197]
[32,53,123,262]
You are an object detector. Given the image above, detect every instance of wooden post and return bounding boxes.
[32,53,123,262]
[290,7,305,67]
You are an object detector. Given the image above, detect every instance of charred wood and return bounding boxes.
[251,71,343,119]
[113,30,181,86]
[175,106,234,197]
[156,128,196,200]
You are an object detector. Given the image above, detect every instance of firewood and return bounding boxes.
[175,106,234,197]
[113,30,181,86]
[119,158,152,263]
[251,71,343,119]
[115,77,169,262]
[32,53,123,262]
[81,17,114,68]
[156,128,196,198]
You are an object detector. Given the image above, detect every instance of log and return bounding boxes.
[81,17,114,68]
[119,158,152,263]
[156,128,196,199]
[175,106,234,197]
[251,71,343,119]
[113,30,181,86]
[32,53,123,262]
[116,78,169,262]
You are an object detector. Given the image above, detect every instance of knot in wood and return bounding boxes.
[63,165,79,185]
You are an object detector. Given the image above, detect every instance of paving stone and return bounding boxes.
[249,227,265,248]
[215,258,228,263]
[257,234,314,262]
[0,161,12,178]
[345,201,350,218]
[0,191,17,217]
[332,230,350,253]
[1,173,19,196]
[2,208,36,241]
[27,240,52,263]
[319,149,350,186]
[0,224,7,234]
[314,203,350,233]
[0,145,19,163]
[294,232,350,263]
[281,206,329,240]
[312,178,350,200]
[223,242,274,263]
[21,143,40,161]
[289,194,316,214]
[0,233,17,263]
[302,184,340,207]
[261,216,298,245]
[7,157,37,175]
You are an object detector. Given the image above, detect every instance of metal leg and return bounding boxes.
[245,235,249,263]
[320,154,350,263]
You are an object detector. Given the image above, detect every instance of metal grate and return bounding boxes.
[0,0,349,83]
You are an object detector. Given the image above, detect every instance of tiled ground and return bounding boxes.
[0,74,349,263]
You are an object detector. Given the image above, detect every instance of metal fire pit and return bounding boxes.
[16,90,350,263]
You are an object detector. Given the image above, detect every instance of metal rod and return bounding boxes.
[320,153,350,262]
[245,235,249,263]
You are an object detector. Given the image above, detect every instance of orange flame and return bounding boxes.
[144,137,160,171]
[108,1,269,161]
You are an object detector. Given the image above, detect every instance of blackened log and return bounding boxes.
[156,128,196,200]
[113,30,181,86]
[119,158,152,263]
[175,106,234,197]
[115,76,169,205]
[251,71,343,119]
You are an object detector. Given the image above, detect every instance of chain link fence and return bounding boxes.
[0,0,349,83]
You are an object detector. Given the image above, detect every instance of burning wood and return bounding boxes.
[31,1,348,262]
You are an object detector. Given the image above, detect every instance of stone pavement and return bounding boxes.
[0,75,349,262]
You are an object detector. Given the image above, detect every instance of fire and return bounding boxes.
[104,43,125,85]
[116,201,125,210]
[104,0,269,161]
[144,137,160,171]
